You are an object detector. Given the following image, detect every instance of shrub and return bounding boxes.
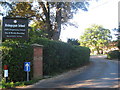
[31,38,90,75]
[1,40,33,82]
[117,40,120,50]
[2,38,90,82]
[1,77,42,88]
[107,50,120,60]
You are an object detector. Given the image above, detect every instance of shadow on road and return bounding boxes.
[17,55,120,88]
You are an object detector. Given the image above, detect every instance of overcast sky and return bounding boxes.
[60,0,119,42]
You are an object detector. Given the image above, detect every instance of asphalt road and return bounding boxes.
[24,55,120,88]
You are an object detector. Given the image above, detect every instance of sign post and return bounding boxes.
[4,65,8,83]
[24,62,30,81]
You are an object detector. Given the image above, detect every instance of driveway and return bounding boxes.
[20,55,120,88]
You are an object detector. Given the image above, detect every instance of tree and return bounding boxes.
[112,26,120,50]
[80,24,112,54]
[67,38,80,46]
[9,2,36,19]
[51,2,89,40]
[0,19,1,25]
[28,2,89,40]
[118,23,120,40]
[0,2,15,16]
[118,41,120,50]
[0,19,1,42]
[0,1,90,40]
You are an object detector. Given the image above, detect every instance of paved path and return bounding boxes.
[22,55,120,88]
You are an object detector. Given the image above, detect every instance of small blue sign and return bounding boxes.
[24,62,30,72]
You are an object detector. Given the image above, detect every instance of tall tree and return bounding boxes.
[80,24,112,54]
[0,1,90,40]
[52,2,62,40]
[31,2,89,40]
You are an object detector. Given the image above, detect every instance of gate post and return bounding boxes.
[32,44,43,79]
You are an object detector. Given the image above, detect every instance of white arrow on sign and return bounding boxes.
[25,63,29,71]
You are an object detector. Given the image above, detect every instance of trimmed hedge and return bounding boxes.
[1,38,90,82]
[31,38,90,75]
[107,50,120,60]
[1,40,33,82]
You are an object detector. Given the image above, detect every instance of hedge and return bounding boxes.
[1,40,33,82]
[31,38,90,75]
[1,38,90,82]
[107,50,120,60]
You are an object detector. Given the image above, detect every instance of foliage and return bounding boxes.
[31,38,90,75]
[104,40,118,54]
[2,38,90,82]
[80,24,112,54]
[113,27,120,49]
[1,40,33,82]
[2,77,42,88]
[117,40,120,50]
[118,25,120,40]
[0,1,90,40]
[29,26,48,39]
[0,19,1,25]
[107,50,120,60]
[67,38,80,46]
[9,2,36,19]
[0,21,1,42]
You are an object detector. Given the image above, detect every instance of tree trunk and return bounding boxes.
[96,47,100,55]
[39,2,52,39]
[52,2,62,40]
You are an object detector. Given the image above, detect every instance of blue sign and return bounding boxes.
[24,62,30,72]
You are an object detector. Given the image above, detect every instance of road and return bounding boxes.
[23,55,120,88]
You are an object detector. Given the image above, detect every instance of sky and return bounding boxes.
[60,0,119,42]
